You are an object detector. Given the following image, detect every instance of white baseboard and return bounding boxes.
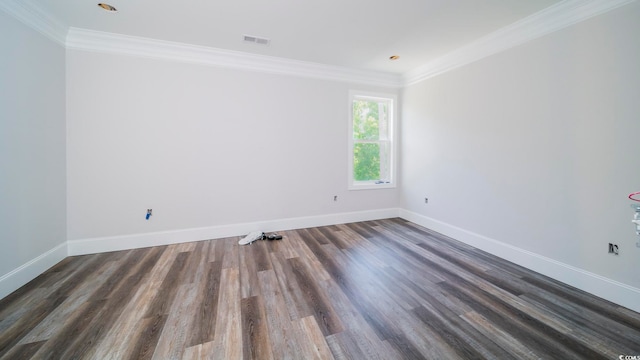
[7,208,640,314]
[399,209,640,313]
[68,208,401,256]
[0,242,68,300]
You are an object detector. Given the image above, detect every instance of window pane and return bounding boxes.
[353,143,380,181]
[353,100,386,141]
[378,141,390,182]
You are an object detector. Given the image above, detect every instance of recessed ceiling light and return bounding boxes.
[98,3,117,12]
[389,55,400,61]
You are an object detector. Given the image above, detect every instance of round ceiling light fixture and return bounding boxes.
[98,3,117,12]
[389,55,400,61]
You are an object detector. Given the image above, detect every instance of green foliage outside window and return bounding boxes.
[353,100,381,140]
[354,143,380,181]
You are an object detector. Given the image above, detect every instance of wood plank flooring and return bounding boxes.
[1,218,639,359]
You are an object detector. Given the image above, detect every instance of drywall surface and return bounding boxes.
[0,11,67,277]
[66,50,399,241]
[400,1,640,288]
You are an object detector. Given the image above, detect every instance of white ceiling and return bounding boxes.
[31,0,561,75]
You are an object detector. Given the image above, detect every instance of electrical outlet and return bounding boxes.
[334,195,338,202]
[424,197,428,204]
[608,243,619,255]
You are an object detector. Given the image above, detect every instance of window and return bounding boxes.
[348,91,396,190]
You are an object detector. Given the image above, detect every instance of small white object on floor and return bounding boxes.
[239,231,264,245]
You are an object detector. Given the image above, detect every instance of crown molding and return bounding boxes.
[403,0,638,86]
[3,0,635,88]
[66,28,403,88]
[0,0,66,46]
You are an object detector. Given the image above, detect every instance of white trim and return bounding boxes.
[2,0,634,87]
[68,208,401,256]
[403,0,638,86]
[4,209,640,314]
[0,0,67,46]
[399,209,640,313]
[65,28,403,88]
[0,242,68,300]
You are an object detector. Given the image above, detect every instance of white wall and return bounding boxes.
[401,1,640,298]
[0,10,67,296]
[66,50,399,244]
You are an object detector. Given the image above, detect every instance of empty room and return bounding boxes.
[1,0,640,358]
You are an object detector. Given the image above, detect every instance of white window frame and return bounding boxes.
[348,90,397,190]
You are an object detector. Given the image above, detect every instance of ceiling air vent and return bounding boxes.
[243,34,270,46]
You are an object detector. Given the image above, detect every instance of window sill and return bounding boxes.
[349,182,396,191]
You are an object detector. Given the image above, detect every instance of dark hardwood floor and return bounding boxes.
[1,218,639,359]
